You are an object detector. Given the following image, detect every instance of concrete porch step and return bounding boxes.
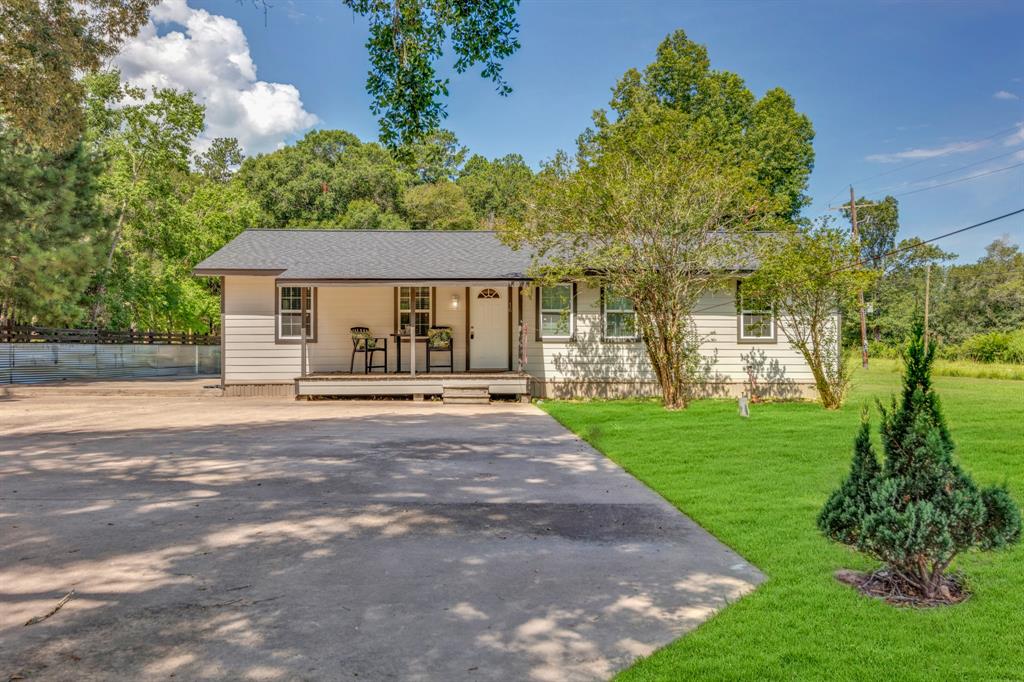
[443,384,490,405]
[443,396,491,405]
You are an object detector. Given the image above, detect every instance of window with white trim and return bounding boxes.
[603,288,637,340]
[279,286,313,340]
[738,286,774,341]
[539,285,573,339]
[399,286,431,336]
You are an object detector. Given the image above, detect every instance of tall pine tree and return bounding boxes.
[0,125,109,325]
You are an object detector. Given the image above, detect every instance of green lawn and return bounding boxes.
[541,364,1024,681]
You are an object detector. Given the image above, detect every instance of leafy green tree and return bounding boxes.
[343,0,520,146]
[457,153,533,227]
[0,125,110,325]
[127,177,264,332]
[818,326,1020,601]
[856,238,954,347]
[588,29,815,220]
[195,137,245,182]
[402,181,477,230]
[0,0,155,150]
[340,198,410,230]
[843,195,899,269]
[506,106,782,410]
[745,221,875,408]
[933,239,1024,344]
[397,128,467,183]
[82,70,205,328]
[238,129,411,226]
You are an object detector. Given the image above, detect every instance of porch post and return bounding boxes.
[300,287,308,378]
[409,322,416,377]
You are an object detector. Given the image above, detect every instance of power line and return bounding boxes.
[889,161,1024,198]
[864,147,1024,196]
[826,207,1024,275]
[818,122,1024,210]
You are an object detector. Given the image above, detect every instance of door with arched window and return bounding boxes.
[469,287,508,369]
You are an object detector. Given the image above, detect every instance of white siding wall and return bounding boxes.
[514,282,820,395]
[223,276,300,383]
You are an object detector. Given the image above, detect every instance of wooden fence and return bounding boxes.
[0,325,219,345]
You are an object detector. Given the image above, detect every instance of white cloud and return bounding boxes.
[866,140,989,163]
[114,0,318,154]
[994,90,1020,101]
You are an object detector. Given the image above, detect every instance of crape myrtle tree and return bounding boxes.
[506,110,785,410]
[503,29,814,409]
[818,326,1020,601]
[743,220,876,409]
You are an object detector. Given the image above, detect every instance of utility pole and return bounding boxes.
[850,186,869,369]
[924,263,931,354]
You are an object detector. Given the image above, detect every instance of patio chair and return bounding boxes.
[425,326,454,373]
[350,327,387,373]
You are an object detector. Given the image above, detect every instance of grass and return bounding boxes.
[541,364,1024,681]
[866,356,1024,381]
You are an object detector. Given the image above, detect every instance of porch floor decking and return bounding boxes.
[295,371,532,398]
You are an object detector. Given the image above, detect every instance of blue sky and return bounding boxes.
[140,0,1023,261]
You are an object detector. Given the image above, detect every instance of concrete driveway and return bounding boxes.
[0,392,762,681]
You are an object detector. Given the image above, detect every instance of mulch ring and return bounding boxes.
[835,568,970,607]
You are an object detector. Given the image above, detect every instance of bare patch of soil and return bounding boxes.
[835,568,970,607]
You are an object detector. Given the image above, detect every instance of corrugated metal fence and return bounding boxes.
[0,343,221,384]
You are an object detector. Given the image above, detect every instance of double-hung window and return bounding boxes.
[278,286,314,341]
[399,286,431,336]
[602,288,638,341]
[538,284,574,340]
[738,284,775,342]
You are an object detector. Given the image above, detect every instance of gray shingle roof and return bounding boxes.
[193,229,536,281]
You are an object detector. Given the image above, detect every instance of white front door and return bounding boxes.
[469,287,508,370]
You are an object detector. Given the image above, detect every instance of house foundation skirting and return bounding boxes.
[223,383,294,397]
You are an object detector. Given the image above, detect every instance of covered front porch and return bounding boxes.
[283,279,532,400]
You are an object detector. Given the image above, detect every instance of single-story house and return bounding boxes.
[194,229,820,400]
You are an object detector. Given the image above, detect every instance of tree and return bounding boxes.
[340,198,410,230]
[0,0,154,150]
[843,195,899,269]
[0,125,110,325]
[854,238,954,346]
[82,70,205,327]
[402,182,477,230]
[457,153,533,227]
[505,107,782,410]
[195,138,245,182]
[238,129,411,226]
[933,239,1024,343]
[397,128,467,183]
[343,0,520,146]
[745,221,875,409]
[590,29,815,220]
[131,176,263,332]
[818,326,1020,602]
